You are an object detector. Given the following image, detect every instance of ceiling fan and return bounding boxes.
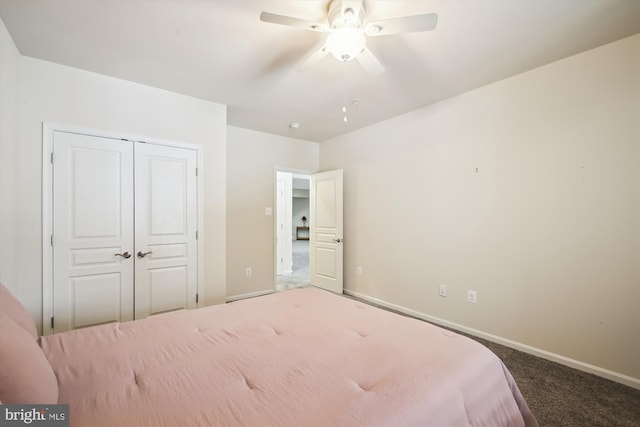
[260,0,438,75]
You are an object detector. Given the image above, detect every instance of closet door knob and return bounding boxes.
[115,251,132,259]
[137,251,152,258]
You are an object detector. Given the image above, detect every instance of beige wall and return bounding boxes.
[321,35,640,382]
[0,28,228,331]
[226,126,318,299]
[0,17,20,299]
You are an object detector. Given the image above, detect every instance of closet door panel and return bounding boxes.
[147,266,188,314]
[52,132,134,332]
[134,144,198,319]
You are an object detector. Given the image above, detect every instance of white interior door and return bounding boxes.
[134,143,198,319]
[309,169,343,293]
[52,132,134,332]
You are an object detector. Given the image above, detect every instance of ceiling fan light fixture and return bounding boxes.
[326,27,365,62]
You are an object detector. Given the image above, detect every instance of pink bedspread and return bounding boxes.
[40,288,538,427]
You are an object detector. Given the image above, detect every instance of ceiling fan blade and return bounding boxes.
[357,47,385,75]
[365,13,438,36]
[296,42,330,72]
[260,12,329,32]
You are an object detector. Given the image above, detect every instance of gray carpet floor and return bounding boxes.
[472,335,640,427]
[276,239,309,290]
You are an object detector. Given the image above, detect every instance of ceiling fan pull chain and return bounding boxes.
[342,61,349,123]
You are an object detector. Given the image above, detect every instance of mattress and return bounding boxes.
[40,288,538,427]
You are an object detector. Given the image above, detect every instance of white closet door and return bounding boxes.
[134,143,198,319]
[52,132,134,332]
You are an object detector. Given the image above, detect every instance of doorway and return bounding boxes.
[275,171,310,291]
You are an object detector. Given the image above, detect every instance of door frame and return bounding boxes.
[276,171,293,276]
[273,167,314,291]
[42,122,204,335]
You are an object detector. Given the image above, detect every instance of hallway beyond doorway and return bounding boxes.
[276,239,309,290]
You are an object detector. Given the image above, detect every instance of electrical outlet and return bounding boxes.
[356,266,363,276]
[245,267,252,277]
[439,284,447,297]
[467,290,477,303]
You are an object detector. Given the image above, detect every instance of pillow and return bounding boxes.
[0,282,38,339]
[0,311,58,404]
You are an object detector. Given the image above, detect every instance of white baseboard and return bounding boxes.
[344,289,640,390]
[226,289,275,303]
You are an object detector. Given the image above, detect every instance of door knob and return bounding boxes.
[332,238,343,243]
[115,251,132,259]
[137,250,152,258]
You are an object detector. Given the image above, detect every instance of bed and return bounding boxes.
[1,283,538,426]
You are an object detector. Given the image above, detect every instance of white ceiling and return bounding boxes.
[1,0,638,142]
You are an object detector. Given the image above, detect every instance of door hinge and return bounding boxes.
[196,293,199,304]
[50,152,54,164]
[50,234,54,246]
[195,230,198,240]
[51,317,54,329]
[195,167,198,177]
